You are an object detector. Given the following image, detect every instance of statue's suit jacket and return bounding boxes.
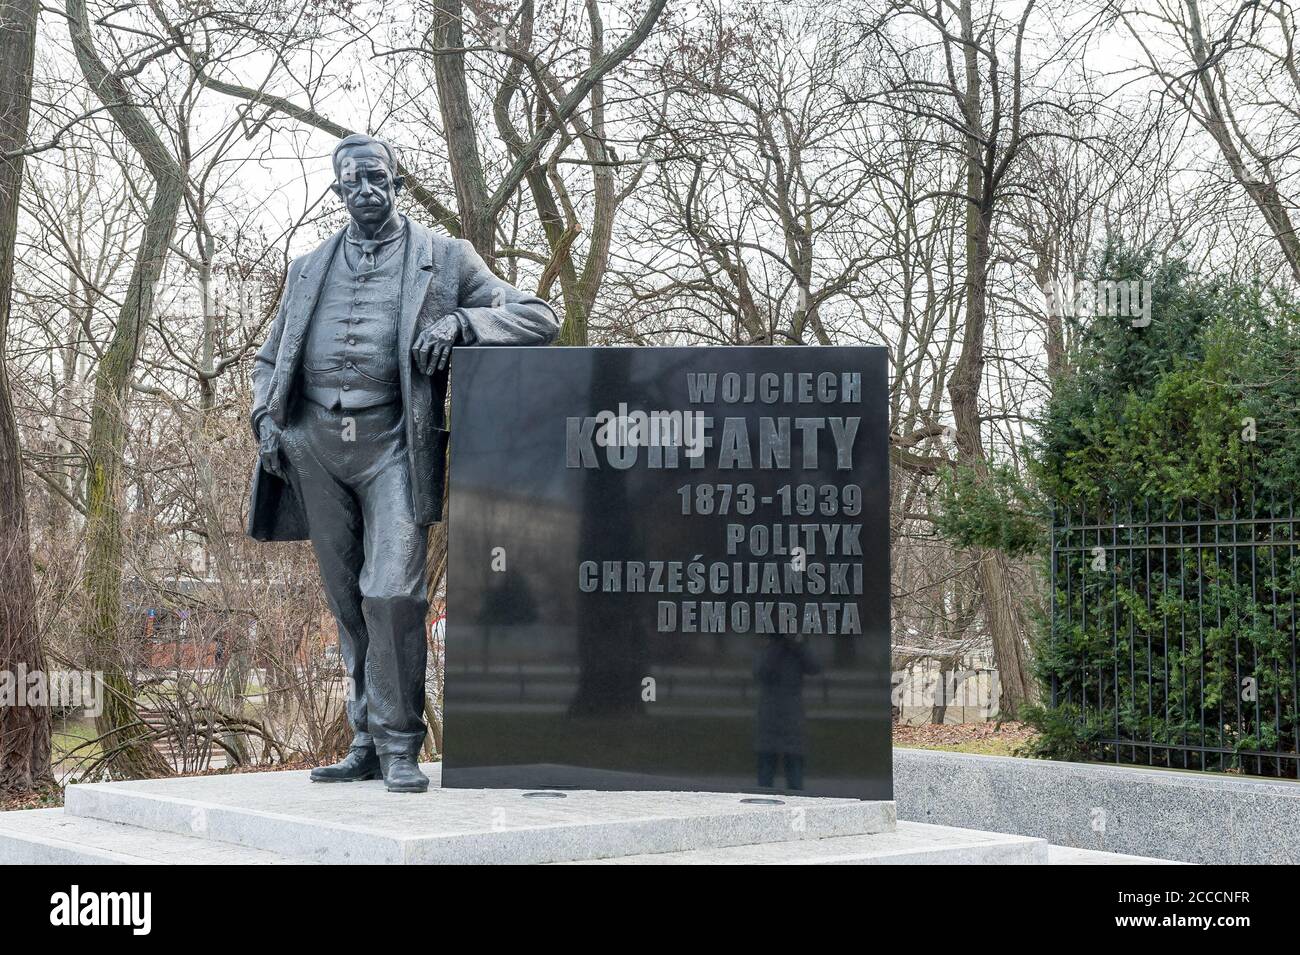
[247,218,558,541]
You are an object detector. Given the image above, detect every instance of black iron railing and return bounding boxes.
[1049,498,1300,777]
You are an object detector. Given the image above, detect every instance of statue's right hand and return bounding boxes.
[257,419,287,480]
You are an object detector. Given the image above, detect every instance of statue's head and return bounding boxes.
[331,134,404,229]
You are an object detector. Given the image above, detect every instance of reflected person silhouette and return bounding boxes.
[478,568,539,673]
[754,634,821,790]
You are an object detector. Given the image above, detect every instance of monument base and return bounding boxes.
[0,764,1046,865]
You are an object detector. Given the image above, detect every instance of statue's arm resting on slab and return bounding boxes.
[449,239,559,347]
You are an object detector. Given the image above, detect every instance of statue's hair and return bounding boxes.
[332,134,399,177]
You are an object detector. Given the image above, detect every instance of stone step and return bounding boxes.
[62,764,896,865]
[0,807,1054,866]
[1047,844,1186,865]
[565,821,1049,865]
[0,808,307,865]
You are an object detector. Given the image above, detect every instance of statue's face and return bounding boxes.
[331,143,402,228]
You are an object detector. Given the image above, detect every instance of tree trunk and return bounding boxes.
[947,0,1033,718]
[432,0,494,259]
[949,204,1033,718]
[0,0,52,795]
[68,0,185,777]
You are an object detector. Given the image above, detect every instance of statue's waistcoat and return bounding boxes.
[301,233,405,410]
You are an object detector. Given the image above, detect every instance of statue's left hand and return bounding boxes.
[413,314,460,374]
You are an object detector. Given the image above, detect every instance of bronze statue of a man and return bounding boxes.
[247,134,557,792]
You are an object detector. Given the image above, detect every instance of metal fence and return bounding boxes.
[1049,497,1300,778]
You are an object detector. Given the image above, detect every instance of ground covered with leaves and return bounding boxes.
[893,720,1037,756]
[0,757,332,811]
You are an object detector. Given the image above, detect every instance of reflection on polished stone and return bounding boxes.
[445,347,891,800]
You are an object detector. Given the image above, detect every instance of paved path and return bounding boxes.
[1049,845,1184,865]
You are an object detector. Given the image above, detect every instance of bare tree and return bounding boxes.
[66,0,185,776]
[1118,0,1300,284]
[614,5,882,346]
[854,0,1097,715]
[0,0,52,795]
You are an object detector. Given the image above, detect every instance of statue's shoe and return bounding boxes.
[310,747,382,783]
[380,753,429,793]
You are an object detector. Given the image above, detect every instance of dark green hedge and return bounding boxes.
[945,246,1300,774]
[1032,249,1300,774]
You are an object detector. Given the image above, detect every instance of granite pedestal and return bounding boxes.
[0,763,1054,865]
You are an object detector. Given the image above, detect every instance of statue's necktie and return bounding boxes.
[349,230,401,270]
[357,239,382,269]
